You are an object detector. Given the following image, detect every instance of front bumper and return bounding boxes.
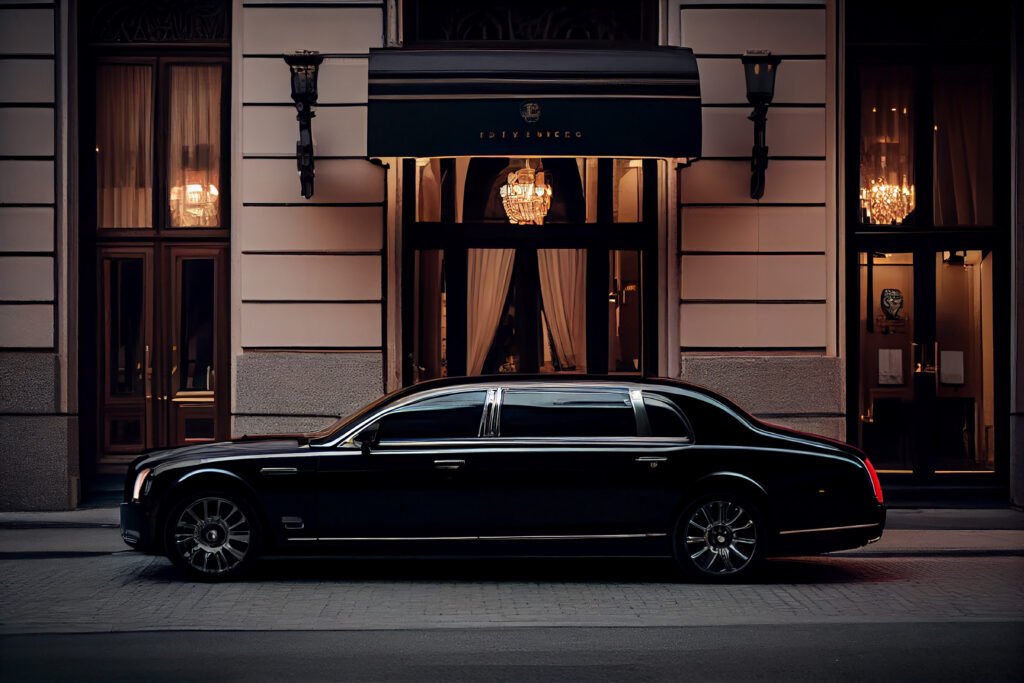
[120,501,151,550]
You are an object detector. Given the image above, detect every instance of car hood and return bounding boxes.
[135,437,306,471]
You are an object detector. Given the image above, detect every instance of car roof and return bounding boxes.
[406,374,719,398]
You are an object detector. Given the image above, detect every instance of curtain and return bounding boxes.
[168,65,222,227]
[933,67,993,226]
[416,250,444,380]
[538,249,587,371]
[859,66,914,225]
[96,65,153,228]
[467,249,515,375]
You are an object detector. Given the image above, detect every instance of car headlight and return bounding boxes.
[132,468,152,502]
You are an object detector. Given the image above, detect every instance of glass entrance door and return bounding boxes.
[856,249,996,480]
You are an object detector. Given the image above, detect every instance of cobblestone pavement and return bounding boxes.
[2,546,1022,634]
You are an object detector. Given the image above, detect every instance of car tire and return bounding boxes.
[164,490,262,582]
[672,492,766,582]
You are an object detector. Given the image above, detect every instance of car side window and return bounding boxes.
[499,389,637,438]
[642,395,693,440]
[376,391,487,441]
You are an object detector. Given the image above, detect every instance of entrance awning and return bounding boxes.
[367,48,702,159]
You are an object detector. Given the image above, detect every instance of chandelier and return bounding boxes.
[499,160,552,225]
[861,177,914,225]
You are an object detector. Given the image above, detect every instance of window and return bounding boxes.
[859,65,914,226]
[377,391,487,441]
[932,66,993,226]
[96,64,154,228]
[643,395,692,439]
[94,60,227,231]
[856,60,999,230]
[499,389,636,437]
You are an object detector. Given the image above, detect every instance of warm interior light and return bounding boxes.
[171,182,220,227]
[499,160,552,225]
[860,177,915,225]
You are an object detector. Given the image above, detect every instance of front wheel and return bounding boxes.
[673,494,765,581]
[164,492,262,581]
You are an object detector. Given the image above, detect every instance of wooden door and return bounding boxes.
[97,243,228,471]
[99,247,155,464]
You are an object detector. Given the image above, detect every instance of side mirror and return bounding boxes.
[355,422,380,455]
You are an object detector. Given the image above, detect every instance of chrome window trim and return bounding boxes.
[629,389,649,435]
[496,385,639,439]
[641,392,696,442]
[333,386,491,449]
[479,388,496,437]
[344,436,689,456]
[322,380,669,449]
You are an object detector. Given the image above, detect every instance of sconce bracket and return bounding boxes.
[748,101,770,200]
[285,51,324,199]
[741,51,781,200]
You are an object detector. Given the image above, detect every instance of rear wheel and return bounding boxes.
[673,493,765,581]
[164,492,262,581]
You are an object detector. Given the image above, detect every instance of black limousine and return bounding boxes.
[121,376,885,581]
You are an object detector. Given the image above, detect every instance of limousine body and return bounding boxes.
[120,376,885,581]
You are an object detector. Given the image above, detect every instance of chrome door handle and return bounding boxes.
[434,459,465,470]
[635,456,668,463]
[260,467,298,476]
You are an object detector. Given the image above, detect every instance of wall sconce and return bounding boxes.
[284,51,324,199]
[742,50,781,200]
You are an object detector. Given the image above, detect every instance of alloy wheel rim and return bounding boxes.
[174,497,251,574]
[683,500,757,575]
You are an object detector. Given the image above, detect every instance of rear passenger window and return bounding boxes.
[643,395,692,439]
[499,390,637,437]
[377,391,486,440]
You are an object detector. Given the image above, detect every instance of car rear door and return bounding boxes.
[315,389,490,540]
[474,386,681,537]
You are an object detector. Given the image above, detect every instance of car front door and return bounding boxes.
[315,389,489,540]
[475,387,681,537]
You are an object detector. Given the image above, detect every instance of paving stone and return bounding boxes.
[1,552,1022,634]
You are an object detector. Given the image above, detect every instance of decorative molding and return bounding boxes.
[405,0,655,44]
[85,0,229,45]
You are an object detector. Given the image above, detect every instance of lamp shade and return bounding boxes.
[741,51,781,105]
[284,51,324,103]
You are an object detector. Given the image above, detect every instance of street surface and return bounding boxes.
[1,511,1023,681]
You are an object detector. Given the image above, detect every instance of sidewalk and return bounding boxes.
[1,506,1022,556]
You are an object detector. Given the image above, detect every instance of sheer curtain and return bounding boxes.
[933,67,993,225]
[168,65,222,227]
[96,65,153,228]
[538,249,587,371]
[467,249,515,375]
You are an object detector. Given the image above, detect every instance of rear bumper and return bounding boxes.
[770,505,886,556]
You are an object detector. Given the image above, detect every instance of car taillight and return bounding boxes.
[865,458,884,504]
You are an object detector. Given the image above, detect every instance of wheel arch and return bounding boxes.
[672,471,775,536]
[154,468,270,554]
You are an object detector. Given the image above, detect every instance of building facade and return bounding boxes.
[0,0,1021,510]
